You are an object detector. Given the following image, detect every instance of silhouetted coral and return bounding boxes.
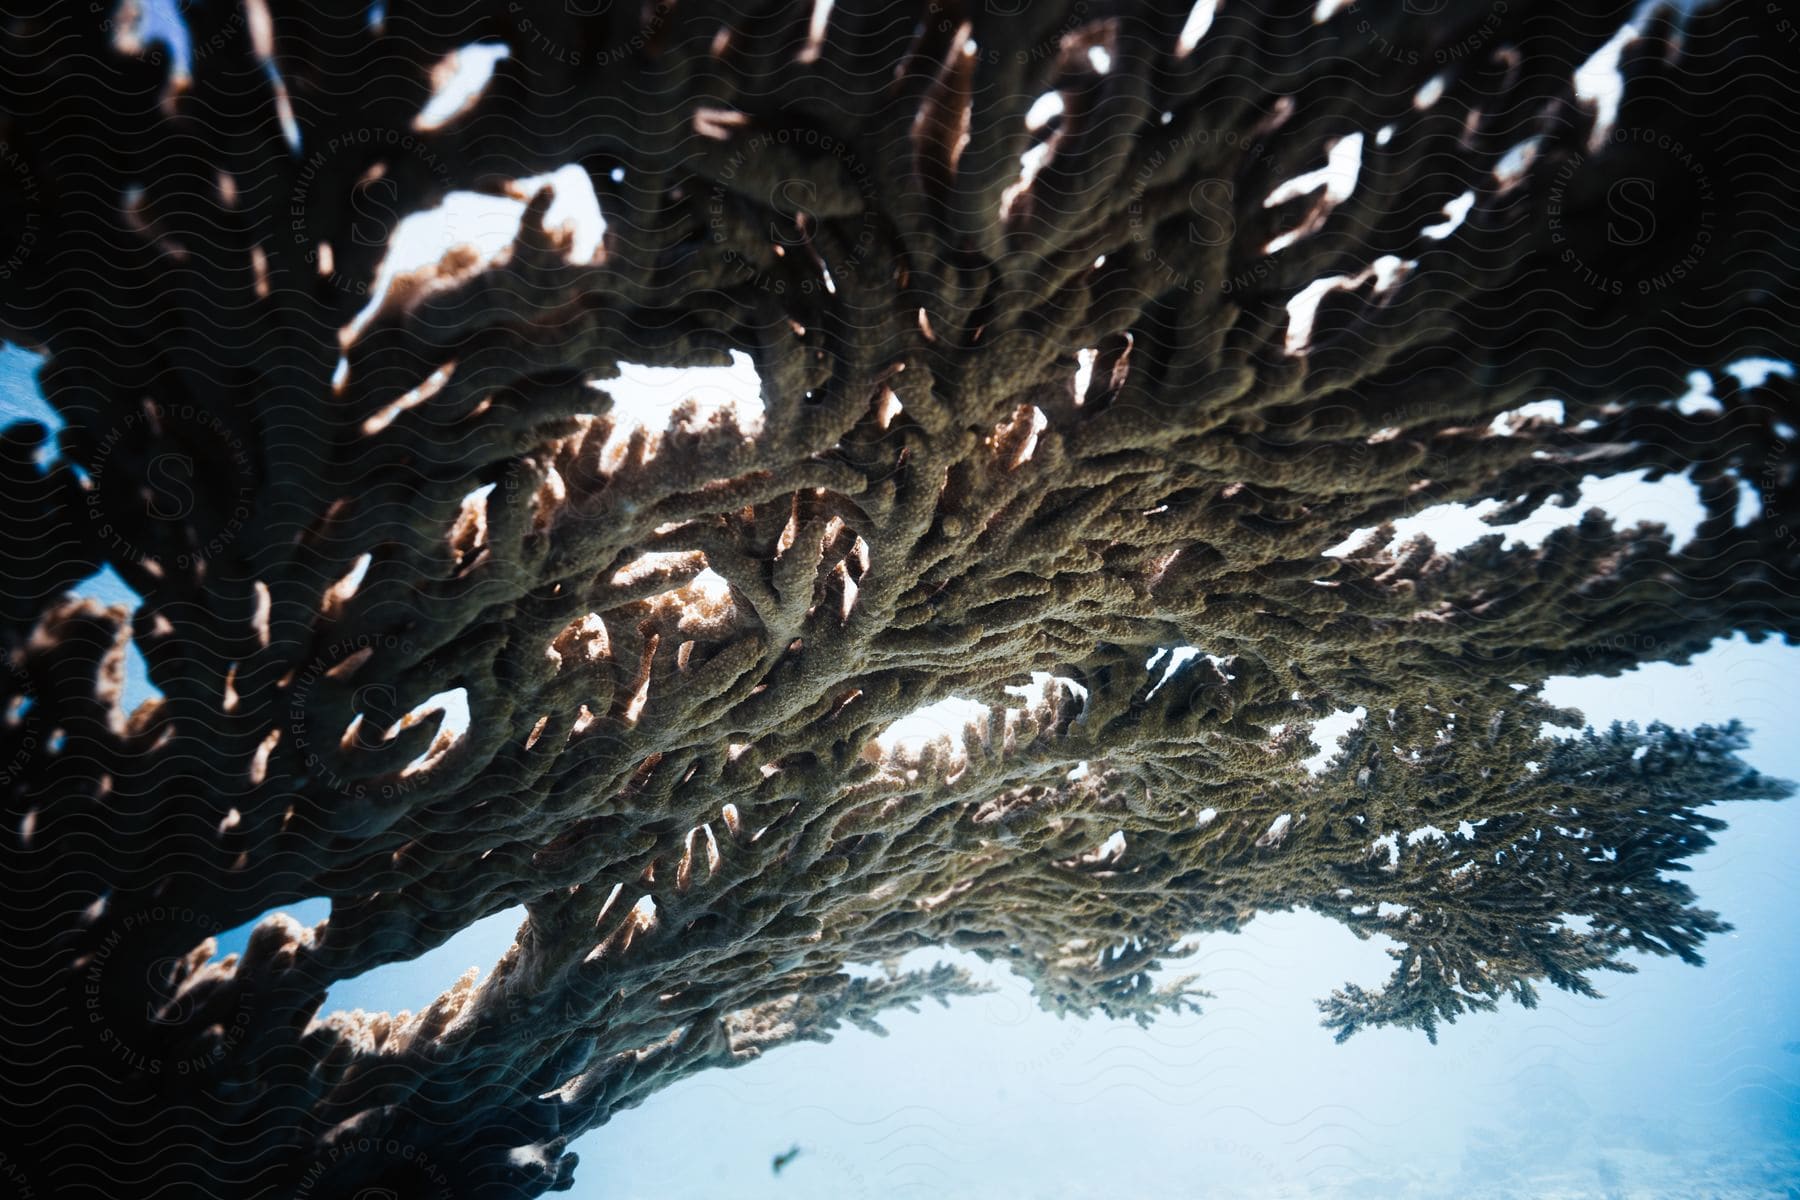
[0,1,1795,1196]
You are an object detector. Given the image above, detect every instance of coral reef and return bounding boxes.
[0,0,1795,1195]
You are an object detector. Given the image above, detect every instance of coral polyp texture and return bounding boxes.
[0,0,1796,1195]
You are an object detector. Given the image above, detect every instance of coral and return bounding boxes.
[0,0,1795,1195]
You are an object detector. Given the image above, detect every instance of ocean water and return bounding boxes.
[6,340,1797,1198]
[579,637,1800,1200]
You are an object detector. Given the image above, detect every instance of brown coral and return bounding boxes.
[0,0,1796,1195]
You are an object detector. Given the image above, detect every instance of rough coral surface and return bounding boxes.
[0,0,1796,1195]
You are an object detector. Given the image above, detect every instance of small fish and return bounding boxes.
[771,1144,801,1177]
[1783,1040,1800,1056]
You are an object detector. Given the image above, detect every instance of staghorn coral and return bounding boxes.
[0,0,1796,1195]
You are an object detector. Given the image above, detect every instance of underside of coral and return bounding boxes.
[0,1,1795,1195]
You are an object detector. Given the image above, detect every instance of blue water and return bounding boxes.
[579,639,1800,1199]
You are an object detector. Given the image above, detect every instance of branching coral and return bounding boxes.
[0,0,1796,1195]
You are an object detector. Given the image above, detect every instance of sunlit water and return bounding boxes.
[580,637,1800,1200]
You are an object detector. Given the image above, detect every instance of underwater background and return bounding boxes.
[588,639,1800,1200]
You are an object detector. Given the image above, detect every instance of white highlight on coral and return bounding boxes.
[1726,357,1793,389]
[877,696,989,757]
[1421,190,1475,240]
[1488,398,1565,437]
[1283,254,1409,353]
[1492,138,1542,186]
[341,165,608,348]
[1323,468,1708,559]
[800,0,834,62]
[1574,22,1636,148]
[416,43,509,131]
[589,352,766,468]
[1025,92,1064,130]
[325,552,373,611]
[1731,477,1759,526]
[1145,647,1200,698]
[999,142,1052,220]
[1072,347,1098,401]
[878,674,1088,770]
[1305,706,1365,773]
[399,687,469,773]
[1178,0,1220,53]
[1675,370,1721,417]
[1264,133,1363,254]
[364,359,456,435]
[1266,133,1363,212]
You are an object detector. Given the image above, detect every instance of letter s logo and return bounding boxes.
[1605,177,1657,247]
[769,178,817,247]
[350,683,401,748]
[1186,179,1235,247]
[349,175,403,247]
[146,453,196,521]
[145,955,197,1025]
